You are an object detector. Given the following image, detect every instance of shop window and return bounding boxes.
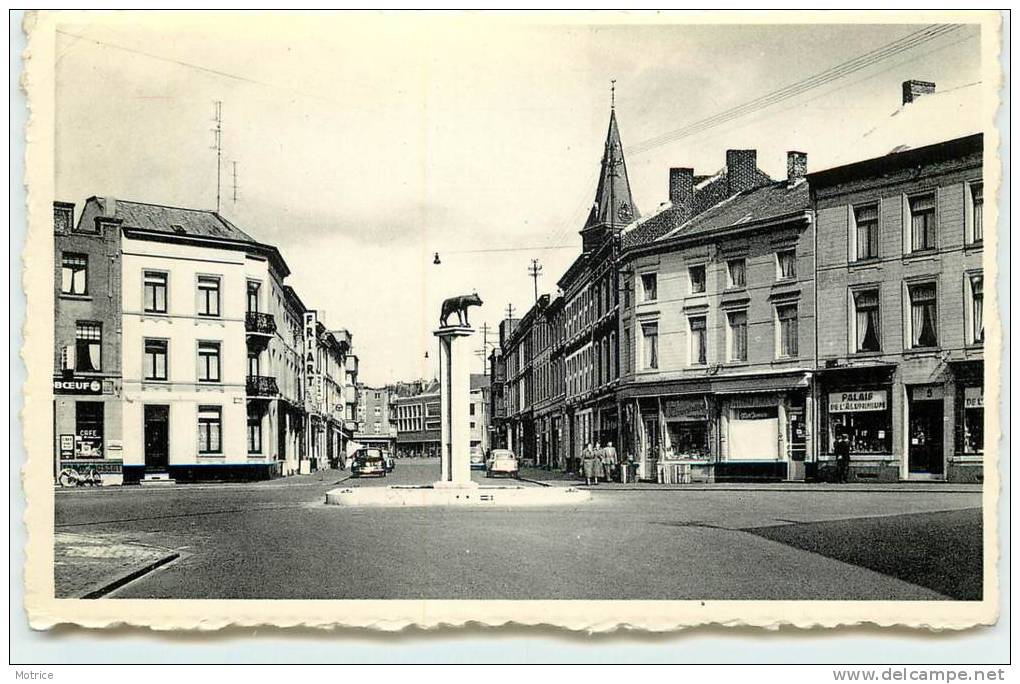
[641,322,659,370]
[75,321,102,372]
[198,405,223,454]
[727,311,747,362]
[776,249,797,280]
[666,422,709,460]
[689,265,706,294]
[143,271,168,314]
[689,316,707,365]
[727,259,746,288]
[640,273,657,302]
[197,276,221,317]
[828,410,891,454]
[75,401,104,458]
[144,338,168,381]
[247,411,262,454]
[852,203,880,260]
[197,341,222,382]
[853,289,881,352]
[908,283,938,348]
[61,253,88,295]
[969,182,983,243]
[776,305,799,358]
[968,274,984,345]
[959,386,984,455]
[908,192,937,252]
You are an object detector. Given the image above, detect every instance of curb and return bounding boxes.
[78,551,182,599]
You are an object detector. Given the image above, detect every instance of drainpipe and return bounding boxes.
[810,207,819,472]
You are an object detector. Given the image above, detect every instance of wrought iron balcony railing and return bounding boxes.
[245,311,277,336]
[246,375,280,398]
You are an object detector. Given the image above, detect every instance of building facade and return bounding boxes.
[355,383,398,452]
[809,133,984,483]
[393,380,441,458]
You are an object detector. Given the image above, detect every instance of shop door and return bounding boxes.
[643,414,659,478]
[908,400,944,475]
[75,401,104,459]
[143,405,170,471]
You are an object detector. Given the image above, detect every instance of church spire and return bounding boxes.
[584,90,638,235]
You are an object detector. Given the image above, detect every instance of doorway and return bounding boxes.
[908,398,944,475]
[144,404,170,472]
[642,413,659,480]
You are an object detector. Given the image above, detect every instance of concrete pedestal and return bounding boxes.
[434,325,475,489]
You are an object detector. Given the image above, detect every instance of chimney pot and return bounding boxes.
[786,151,808,186]
[726,149,758,196]
[668,167,695,221]
[902,79,936,105]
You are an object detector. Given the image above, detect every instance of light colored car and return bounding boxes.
[486,449,519,478]
[469,446,486,470]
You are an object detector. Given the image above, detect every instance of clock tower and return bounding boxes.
[580,105,639,254]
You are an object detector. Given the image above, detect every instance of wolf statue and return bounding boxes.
[439,292,483,328]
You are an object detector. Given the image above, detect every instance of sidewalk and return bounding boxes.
[55,468,352,494]
[517,467,983,493]
[55,531,181,598]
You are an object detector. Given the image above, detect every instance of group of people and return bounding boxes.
[578,441,619,486]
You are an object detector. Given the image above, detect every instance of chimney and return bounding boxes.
[786,151,807,186]
[726,149,757,195]
[103,196,117,217]
[668,167,694,222]
[53,201,74,233]
[902,79,936,105]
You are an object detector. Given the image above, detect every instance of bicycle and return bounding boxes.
[56,467,103,487]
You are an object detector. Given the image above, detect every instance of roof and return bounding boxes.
[470,374,490,391]
[623,178,809,254]
[103,198,257,243]
[584,109,640,230]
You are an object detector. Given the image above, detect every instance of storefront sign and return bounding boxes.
[662,397,707,421]
[911,385,944,402]
[59,459,123,475]
[59,434,74,459]
[735,407,778,420]
[964,386,984,409]
[303,311,319,411]
[828,390,887,413]
[53,377,103,395]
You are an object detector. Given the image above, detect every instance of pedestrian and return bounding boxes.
[602,441,619,482]
[834,430,852,483]
[581,442,596,486]
[592,442,605,486]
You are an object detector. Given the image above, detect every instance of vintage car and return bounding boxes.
[485,449,519,478]
[469,446,486,470]
[351,448,387,478]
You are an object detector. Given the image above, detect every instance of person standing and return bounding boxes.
[601,441,619,482]
[592,442,605,486]
[834,431,852,483]
[581,443,596,486]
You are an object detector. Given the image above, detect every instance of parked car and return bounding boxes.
[383,451,395,473]
[351,448,386,478]
[470,446,486,470]
[486,449,519,478]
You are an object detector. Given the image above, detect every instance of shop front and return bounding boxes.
[906,384,946,479]
[658,396,712,483]
[818,367,897,482]
[947,360,983,483]
[53,376,123,486]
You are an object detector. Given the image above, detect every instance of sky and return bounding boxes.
[52,13,987,386]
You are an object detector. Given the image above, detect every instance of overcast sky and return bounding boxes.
[53,13,985,386]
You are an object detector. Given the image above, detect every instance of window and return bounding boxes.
[469,404,476,416]
[969,182,983,243]
[727,259,746,288]
[197,341,221,382]
[61,253,88,295]
[74,401,104,458]
[247,351,260,377]
[247,280,261,313]
[689,316,707,365]
[623,328,631,374]
[853,204,879,260]
[908,283,938,348]
[198,406,222,454]
[853,290,881,352]
[197,276,221,317]
[776,250,797,280]
[909,193,937,251]
[247,411,262,454]
[777,305,799,357]
[727,311,747,362]
[640,273,657,302]
[689,265,706,294]
[143,271,168,313]
[144,339,168,381]
[75,322,102,372]
[970,275,984,344]
[641,322,658,370]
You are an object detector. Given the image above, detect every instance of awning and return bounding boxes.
[617,378,712,400]
[712,372,809,395]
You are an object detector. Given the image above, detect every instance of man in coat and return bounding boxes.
[834,431,852,483]
[601,441,619,482]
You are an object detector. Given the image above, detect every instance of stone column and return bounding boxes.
[434,325,475,487]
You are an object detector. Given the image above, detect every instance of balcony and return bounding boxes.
[246,375,280,399]
[245,311,277,346]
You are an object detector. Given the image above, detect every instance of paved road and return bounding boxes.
[54,459,982,600]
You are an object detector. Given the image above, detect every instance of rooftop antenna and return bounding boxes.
[611,78,616,110]
[232,160,239,204]
[212,101,223,213]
